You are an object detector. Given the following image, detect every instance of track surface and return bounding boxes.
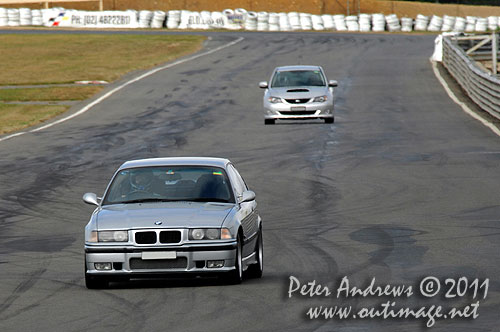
[0,31,499,332]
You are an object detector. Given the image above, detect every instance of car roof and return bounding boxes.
[119,157,231,170]
[274,65,323,72]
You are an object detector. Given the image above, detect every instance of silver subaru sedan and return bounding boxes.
[83,157,263,288]
[259,65,337,125]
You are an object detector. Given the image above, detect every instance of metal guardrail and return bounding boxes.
[442,35,500,120]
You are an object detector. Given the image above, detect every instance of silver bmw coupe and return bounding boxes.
[83,157,263,288]
[259,65,337,125]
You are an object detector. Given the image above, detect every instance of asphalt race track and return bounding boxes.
[0,31,499,332]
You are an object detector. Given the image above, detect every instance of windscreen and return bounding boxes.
[271,70,326,87]
[102,166,234,205]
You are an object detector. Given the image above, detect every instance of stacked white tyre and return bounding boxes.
[279,12,291,31]
[401,17,413,32]
[321,14,334,30]
[488,16,498,31]
[386,14,401,32]
[288,12,301,30]
[427,15,443,31]
[300,13,312,30]
[7,8,20,26]
[441,15,455,31]
[19,8,31,26]
[0,8,8,26]
[359,14,371,32]
[257,11,269,31]
[475,17,488,32]
[166,10,180,29]
[453,17,466,32]
[31,9,43,26]
[333,14,347,31]
[311,15,324,30]
[151,11,165,28]
[372,13,385,32]
[138,10,153,28]
[346,15,359,31]
[269,12,279,31]
[245,11,257,30]
[414,14,429,31]
[465,16,476,32]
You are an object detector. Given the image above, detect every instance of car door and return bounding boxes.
[227,164,258,257]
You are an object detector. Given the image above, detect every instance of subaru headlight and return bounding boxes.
[89,230,129,242]
[268,96,282,104]
[188,228,224,240]
[313,95,327,103]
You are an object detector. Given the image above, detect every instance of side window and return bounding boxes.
[227,164,247,197]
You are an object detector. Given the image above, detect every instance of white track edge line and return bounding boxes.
[0,36,244,143]
[431,60,500,137]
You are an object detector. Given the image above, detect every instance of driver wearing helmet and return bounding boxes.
[130,171,153,191]
[128,169,163,196]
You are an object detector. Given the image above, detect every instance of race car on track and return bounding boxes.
[259,65,337,124]
[83,157,263,288]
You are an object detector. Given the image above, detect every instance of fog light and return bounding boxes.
[94,262,112,270]
[207,260,224,268]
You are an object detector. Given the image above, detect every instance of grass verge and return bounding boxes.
[0,33,205,135]
[0,104,69,135]
[0,86,104,101]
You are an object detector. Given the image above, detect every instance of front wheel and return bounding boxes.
[84,258,109,289]
[264,119,275,125]
[246,228,263,278]
[225,234,243,284]
[324,117,334,124]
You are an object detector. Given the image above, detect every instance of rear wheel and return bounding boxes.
[324,117,334,124]
[226,234,243,284]
[264,119,275,125]
[246,228,263,278]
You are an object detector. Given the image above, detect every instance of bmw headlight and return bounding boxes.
[89,230,129,242]
[268,96,282,104]
[188,228,223,240]
[313,95,327,103]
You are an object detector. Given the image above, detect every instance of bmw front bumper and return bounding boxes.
[85,241,238,277]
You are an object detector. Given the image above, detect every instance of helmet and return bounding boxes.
[130,169,154,191]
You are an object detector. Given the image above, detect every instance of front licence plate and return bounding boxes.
[291,106,306,111]
[142,251,177,260]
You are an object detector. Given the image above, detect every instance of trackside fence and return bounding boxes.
[442,35,500,120]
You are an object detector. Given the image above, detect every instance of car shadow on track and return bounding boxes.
[105,274,262,289]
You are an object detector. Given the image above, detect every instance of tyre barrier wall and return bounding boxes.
[2,7,500,33]
[442,36,500,120]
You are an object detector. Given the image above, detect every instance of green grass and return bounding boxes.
[0,34,205,85]
[0,86,104,101]
[0,34,205,135]
[0,104,69,135]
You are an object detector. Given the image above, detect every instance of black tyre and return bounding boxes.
[265,119,275,125]
[324,117,334,124]
[85,273,109,289]
[84,259,109,289]
[226,234,243,284]
[246,228,263,279]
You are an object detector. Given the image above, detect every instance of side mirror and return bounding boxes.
[239,190,256,203]
[83,192,100,206]
[259,81,268,89]
[328,80,338,87]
